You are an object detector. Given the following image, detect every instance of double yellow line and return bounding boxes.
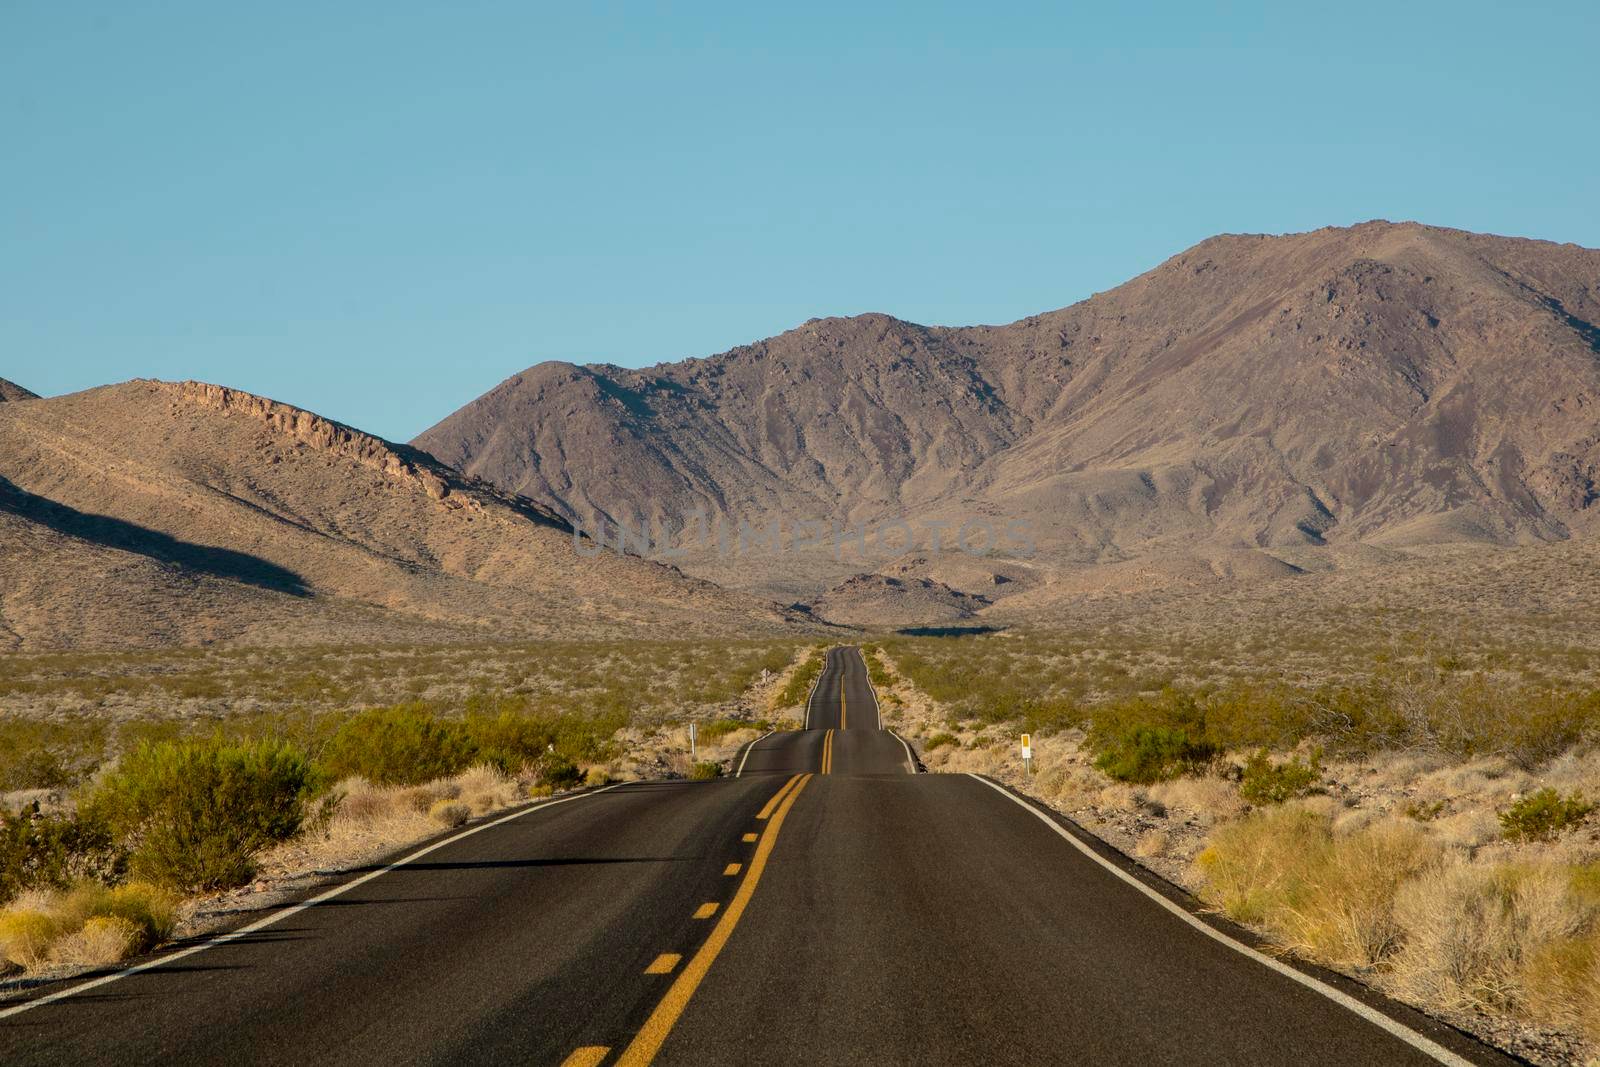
[614,773,812,1066]
[820,729,834,774]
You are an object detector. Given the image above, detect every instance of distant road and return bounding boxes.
[0,647,1511,1065]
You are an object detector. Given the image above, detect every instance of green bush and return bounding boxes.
[774,647,827,709]
[536,753,583,790]
[320,705,476,786]
[1239,749,1321,805]
[924,732,958,751]
[0,804,125,902]
[1092,726,1218,784]
[689,761,722,780]
[88,738,327,891]
[1500,789,1595,842]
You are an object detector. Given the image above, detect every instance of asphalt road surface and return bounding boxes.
[0,647,1515,1066]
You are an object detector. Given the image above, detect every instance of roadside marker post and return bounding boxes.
[689,722,697,762]
[1021,733,1033,776]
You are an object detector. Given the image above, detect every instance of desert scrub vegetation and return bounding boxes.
[0,638,809,726]
[1500,789,1596,843]
[0,882,176,971]
[772,645,828,710]
[1195,800,1600,1052]
[86,738,331,892]
[0,638,803,974]
[1238,749,1321,805]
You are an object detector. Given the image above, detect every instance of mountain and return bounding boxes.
[0,380,794,650]
[0,378,38,402]
[416,222,1600,599]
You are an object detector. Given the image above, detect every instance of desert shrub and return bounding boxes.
[58,882,176,950]
[0,718,108,791]
[924,732,958,751]
[1387,860,1593,1014]
[697,718,767,745]
[0,902,61,969]
[0,881,175,970]
[88,738,327,891]
[774,647,827,709]
[1499,789,1595,843]
[0,804,124,902]
[1238,749,1321,805]
[584,767,612,787]
[1092,726,1218,784]
[428,800,471,827]
[689,761,722,781]
[536,753,583,790]
[1197,805,1439,968]
[320,705,475,786]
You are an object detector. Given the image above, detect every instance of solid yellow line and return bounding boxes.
[741,832,758,843]
[644,953,681,975]
[615,774,812,1067]
[692,902,719,919]
[755,774,802,820]
[840,674,847,730]
[560,1046,610,1067]
[723,863,742,876]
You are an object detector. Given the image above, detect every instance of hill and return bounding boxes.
[0,380,794,649]
[416,222,1600,603]
[0,378,38,402]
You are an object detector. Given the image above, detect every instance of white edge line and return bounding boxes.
[967,774,1474,1067]
[801,647,829,731]
[858,648,884,731]
[0,783,625,1021]
[855,647,916,774]
[735,730,775,778]
[889,730,918,775]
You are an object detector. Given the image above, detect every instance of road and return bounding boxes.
[0,647,1512,1065]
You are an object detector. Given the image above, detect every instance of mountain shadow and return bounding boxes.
[0,475,309,596]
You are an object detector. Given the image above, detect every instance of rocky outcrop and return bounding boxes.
[162,380,455,502]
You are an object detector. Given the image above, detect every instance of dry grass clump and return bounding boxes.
[427,800,471,828]
[266,767,524,875]
[1385,860,1594,1011]
[1148,775,1245,825]
[0,881,176,972]
[1197,804,1440,968]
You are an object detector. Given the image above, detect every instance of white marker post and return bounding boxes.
[1021,732,1033,776]
[689,722,698,762]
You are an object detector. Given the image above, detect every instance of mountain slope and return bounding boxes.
[0,378,38,402]
[416,222,1600,593]
[0,380,793,649]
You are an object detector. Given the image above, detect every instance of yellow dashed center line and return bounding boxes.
[723,863,742,876]
[560,1046,610,1067]
[755,774,802,820]
[644,953,681,975]
[840,675,847,730]
[615,773,813,1067]
[692,902,719,920]
[741,832,758,843]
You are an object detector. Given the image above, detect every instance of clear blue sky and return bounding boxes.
[5,2,1597,441]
